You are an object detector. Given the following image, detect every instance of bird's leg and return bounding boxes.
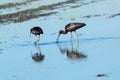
[37,35,40,43]
[75,31,79,40]
[75,31,79,48]
[71,41,73,51]
[34,35,40,44]
[70,32,73,42]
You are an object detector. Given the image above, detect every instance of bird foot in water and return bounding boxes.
[34,41,39,45]
[34,39,40,44]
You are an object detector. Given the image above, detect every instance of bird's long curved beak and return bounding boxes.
[56,34,61,42]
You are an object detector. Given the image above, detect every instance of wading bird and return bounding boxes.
[56,22,86,41]
[30,26,43,44]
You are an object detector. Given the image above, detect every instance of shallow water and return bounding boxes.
[0,0,120,80]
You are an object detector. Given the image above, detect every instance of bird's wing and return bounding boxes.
[66,23,75,31]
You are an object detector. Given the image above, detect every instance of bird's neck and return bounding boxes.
[62,30,68,34]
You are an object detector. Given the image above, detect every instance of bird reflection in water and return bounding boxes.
[66,49,86,59]
[57,41,87,60]
[32,44,45,62]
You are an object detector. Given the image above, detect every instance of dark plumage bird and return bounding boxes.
[56,22,86,41]
[30,26,43,44]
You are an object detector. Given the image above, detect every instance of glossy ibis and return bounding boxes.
[30,26,43,44]
[56,22,86,41]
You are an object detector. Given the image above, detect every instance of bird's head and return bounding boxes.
[56,30,67,41]
[59,30,65,34]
